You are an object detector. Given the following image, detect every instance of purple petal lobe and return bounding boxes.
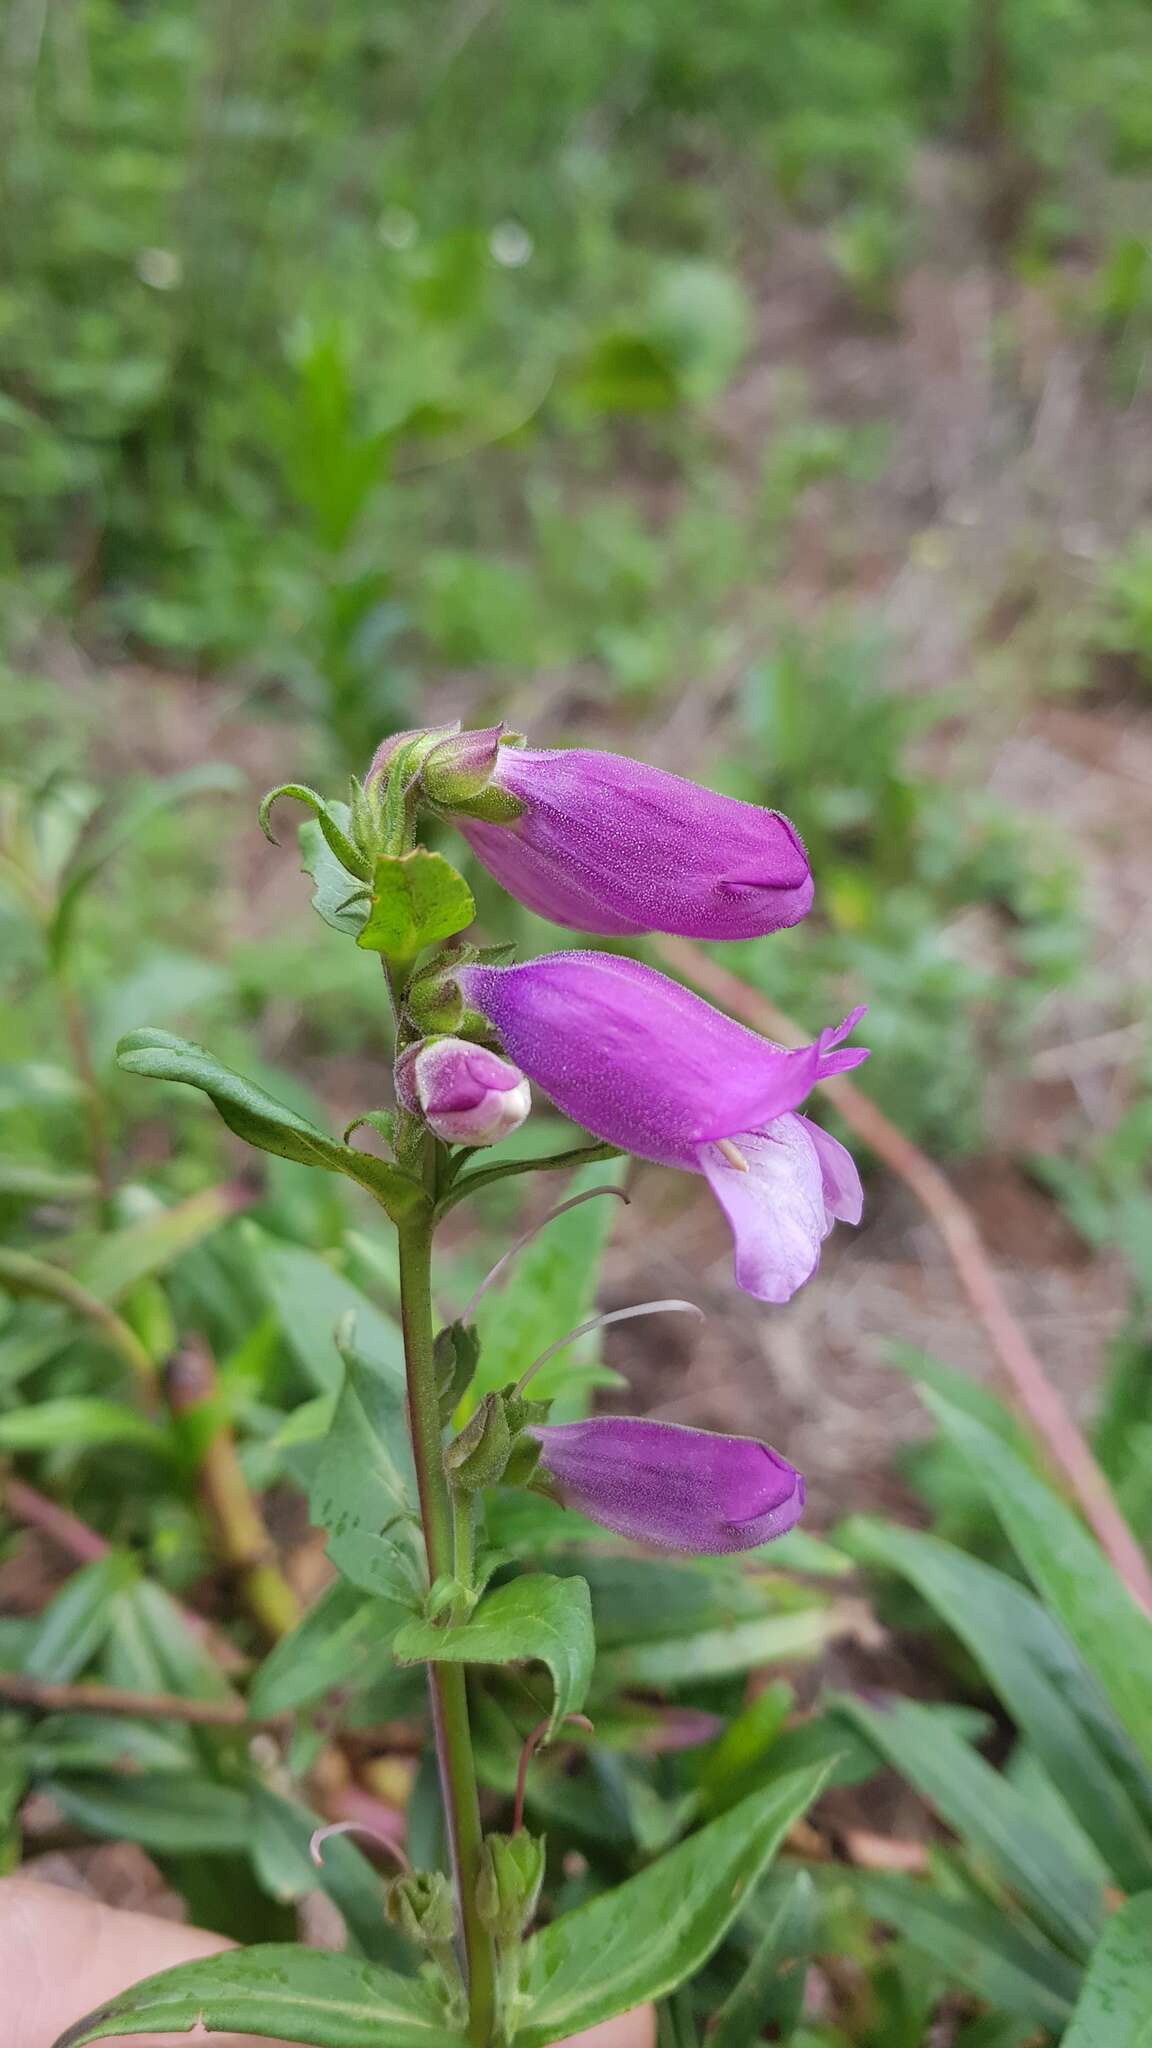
[458,953,860,1169]
[532,1415,805,1553]
[697,1113,852,1303]
[795,1113,864,1224]
[456,746,813,939]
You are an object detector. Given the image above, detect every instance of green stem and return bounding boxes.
[435,1141,621,1218]
[56,969,113,1219]
[398,1201,496,2048]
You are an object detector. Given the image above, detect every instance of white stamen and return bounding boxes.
[717,1139,750,1172]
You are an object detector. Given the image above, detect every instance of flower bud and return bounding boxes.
[384,1870,456,1949]
[395,1035,531,1147]
[476,1830,546,1939]
[531,1415,805,1554]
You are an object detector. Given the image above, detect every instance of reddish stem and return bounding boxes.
[512,1714,594,1835]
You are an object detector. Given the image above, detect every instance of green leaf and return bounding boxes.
[102,1578,241,1768]
[309,1320,422,1604]
[394,1574,593,1738]
[923,1392,1152,1782]
[45,1773,253,1854]
[257,1239,405,1395]
[854,1873,1081,2026]
[710,1870,815,2048]
[23,1554,139,1683]
[1062,1893,1152,2046]
[514,1766,829,2045]
[260,784,371,882]
[53,1945,465,2048]
[0,1398,168,1454]
[73,1187,245,1302]
[249,1581,408,1717]
[835,1694,1103,1958]
[840,1516,1152,1891]
[356,849,475,958]
[600,1608,836,1688]
[0,1162,97,1203]
[116,1032,425,1220]
[299,808,370,936]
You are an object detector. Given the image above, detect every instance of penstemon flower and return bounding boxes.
[531,1415,805,1552]
[370,721,813,938]
[394,1034,531,1147]
[452,951,867,1302]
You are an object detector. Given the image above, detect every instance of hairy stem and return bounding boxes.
[398,1200,496,2047]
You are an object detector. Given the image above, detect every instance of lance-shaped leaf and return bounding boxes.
[393,1574,593,1738]
[1061,1892,1152,2047]
[309,1319,422,1604]
[356,848,475,959]
[854,1872,1081,2027]
[922,1390,1152,1783]
[513,1764,829,2045]
[835,1693,1104,1959]
[116,1031,425,1221]
[710,1869,816,2048]
[249,1580,409,1718]
[53,1946,467,2048]
[840,1515,1152,1892]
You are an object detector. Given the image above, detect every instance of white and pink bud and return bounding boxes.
[396,1036,531,1147]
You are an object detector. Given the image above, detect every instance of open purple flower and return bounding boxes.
[371,724,813,939]
[531,1416,804,1553]
[456,951,866,1303]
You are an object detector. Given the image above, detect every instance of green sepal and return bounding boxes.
[437,785,524,825]
[434,1320,481,1422]
[405,965,466,1035]
[356,850,475,962]
[503,1434,544,1488]
[476,1831,546,1940]
[444,1391,512,1492]
[259,783,371,884]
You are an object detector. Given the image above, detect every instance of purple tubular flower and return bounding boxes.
[370,726,813,939]
[457,746,812,938]
[395,1035,530,1147]
[457,952,866,1302]
[531,1416,805,1553]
